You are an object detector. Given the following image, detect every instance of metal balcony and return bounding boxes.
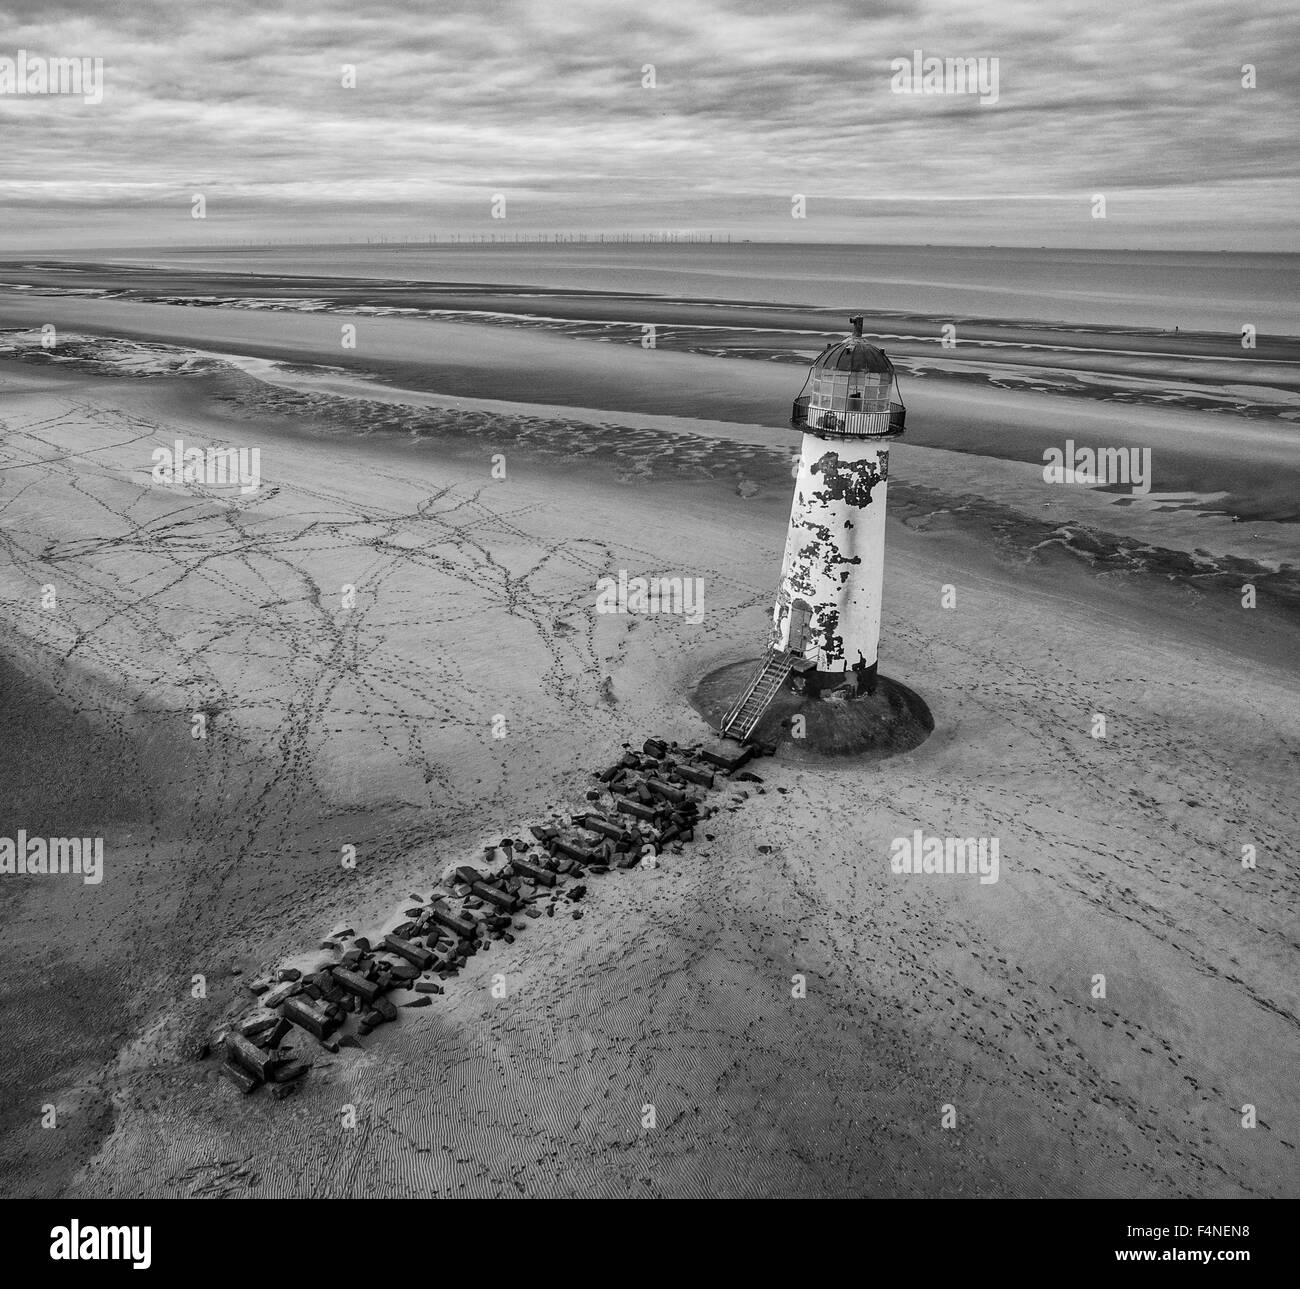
[793,401,905,438]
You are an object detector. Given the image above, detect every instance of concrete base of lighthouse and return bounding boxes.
[794,660,878,700]
[691,657,932,762]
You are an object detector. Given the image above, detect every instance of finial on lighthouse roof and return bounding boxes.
[811,315,893,373]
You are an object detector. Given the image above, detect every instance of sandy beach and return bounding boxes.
[0,254,1297,1198]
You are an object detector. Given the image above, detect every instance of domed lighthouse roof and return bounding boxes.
[811,315,894,373]
[790,314,906,439]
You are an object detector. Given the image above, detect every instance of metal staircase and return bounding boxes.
[720,648,795,742]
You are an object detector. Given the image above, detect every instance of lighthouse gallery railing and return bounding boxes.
[791,396,905,437]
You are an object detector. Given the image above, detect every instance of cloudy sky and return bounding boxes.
[0,0,1295,250]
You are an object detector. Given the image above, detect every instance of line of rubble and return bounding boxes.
[211,736,768,1099]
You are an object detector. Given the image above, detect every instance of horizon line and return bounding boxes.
[3,240,1296,258]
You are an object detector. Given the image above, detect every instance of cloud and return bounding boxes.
[0,0,1294,247]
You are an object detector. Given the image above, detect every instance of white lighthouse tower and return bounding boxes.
[721,315,905,741]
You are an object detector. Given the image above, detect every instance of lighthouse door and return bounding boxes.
[787,599,813,655]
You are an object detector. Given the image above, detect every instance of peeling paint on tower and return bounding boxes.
[770,318,904,693]
[723,315,907,738]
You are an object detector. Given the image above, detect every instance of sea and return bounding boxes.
[92,243,1300,335]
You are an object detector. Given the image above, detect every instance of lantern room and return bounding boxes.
[791,315,906,438]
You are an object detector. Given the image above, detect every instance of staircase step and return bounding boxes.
[720,648,795,741]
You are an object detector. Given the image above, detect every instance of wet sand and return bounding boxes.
[1,278,1297,526]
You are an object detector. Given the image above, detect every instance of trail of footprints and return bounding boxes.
[210,735,765,1099]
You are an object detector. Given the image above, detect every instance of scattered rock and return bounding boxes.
[471,881,519,912]
[283,996,335,1040]
[239,1013,280,1040]
[332,968,380,1003]
[383,933,434,969]
[220,1061,259,1095]
[225,1033,276,1082]
[261,981,299,1009]
[225,736,736,1104]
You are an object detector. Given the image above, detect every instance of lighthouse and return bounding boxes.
[720,315,906,742]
